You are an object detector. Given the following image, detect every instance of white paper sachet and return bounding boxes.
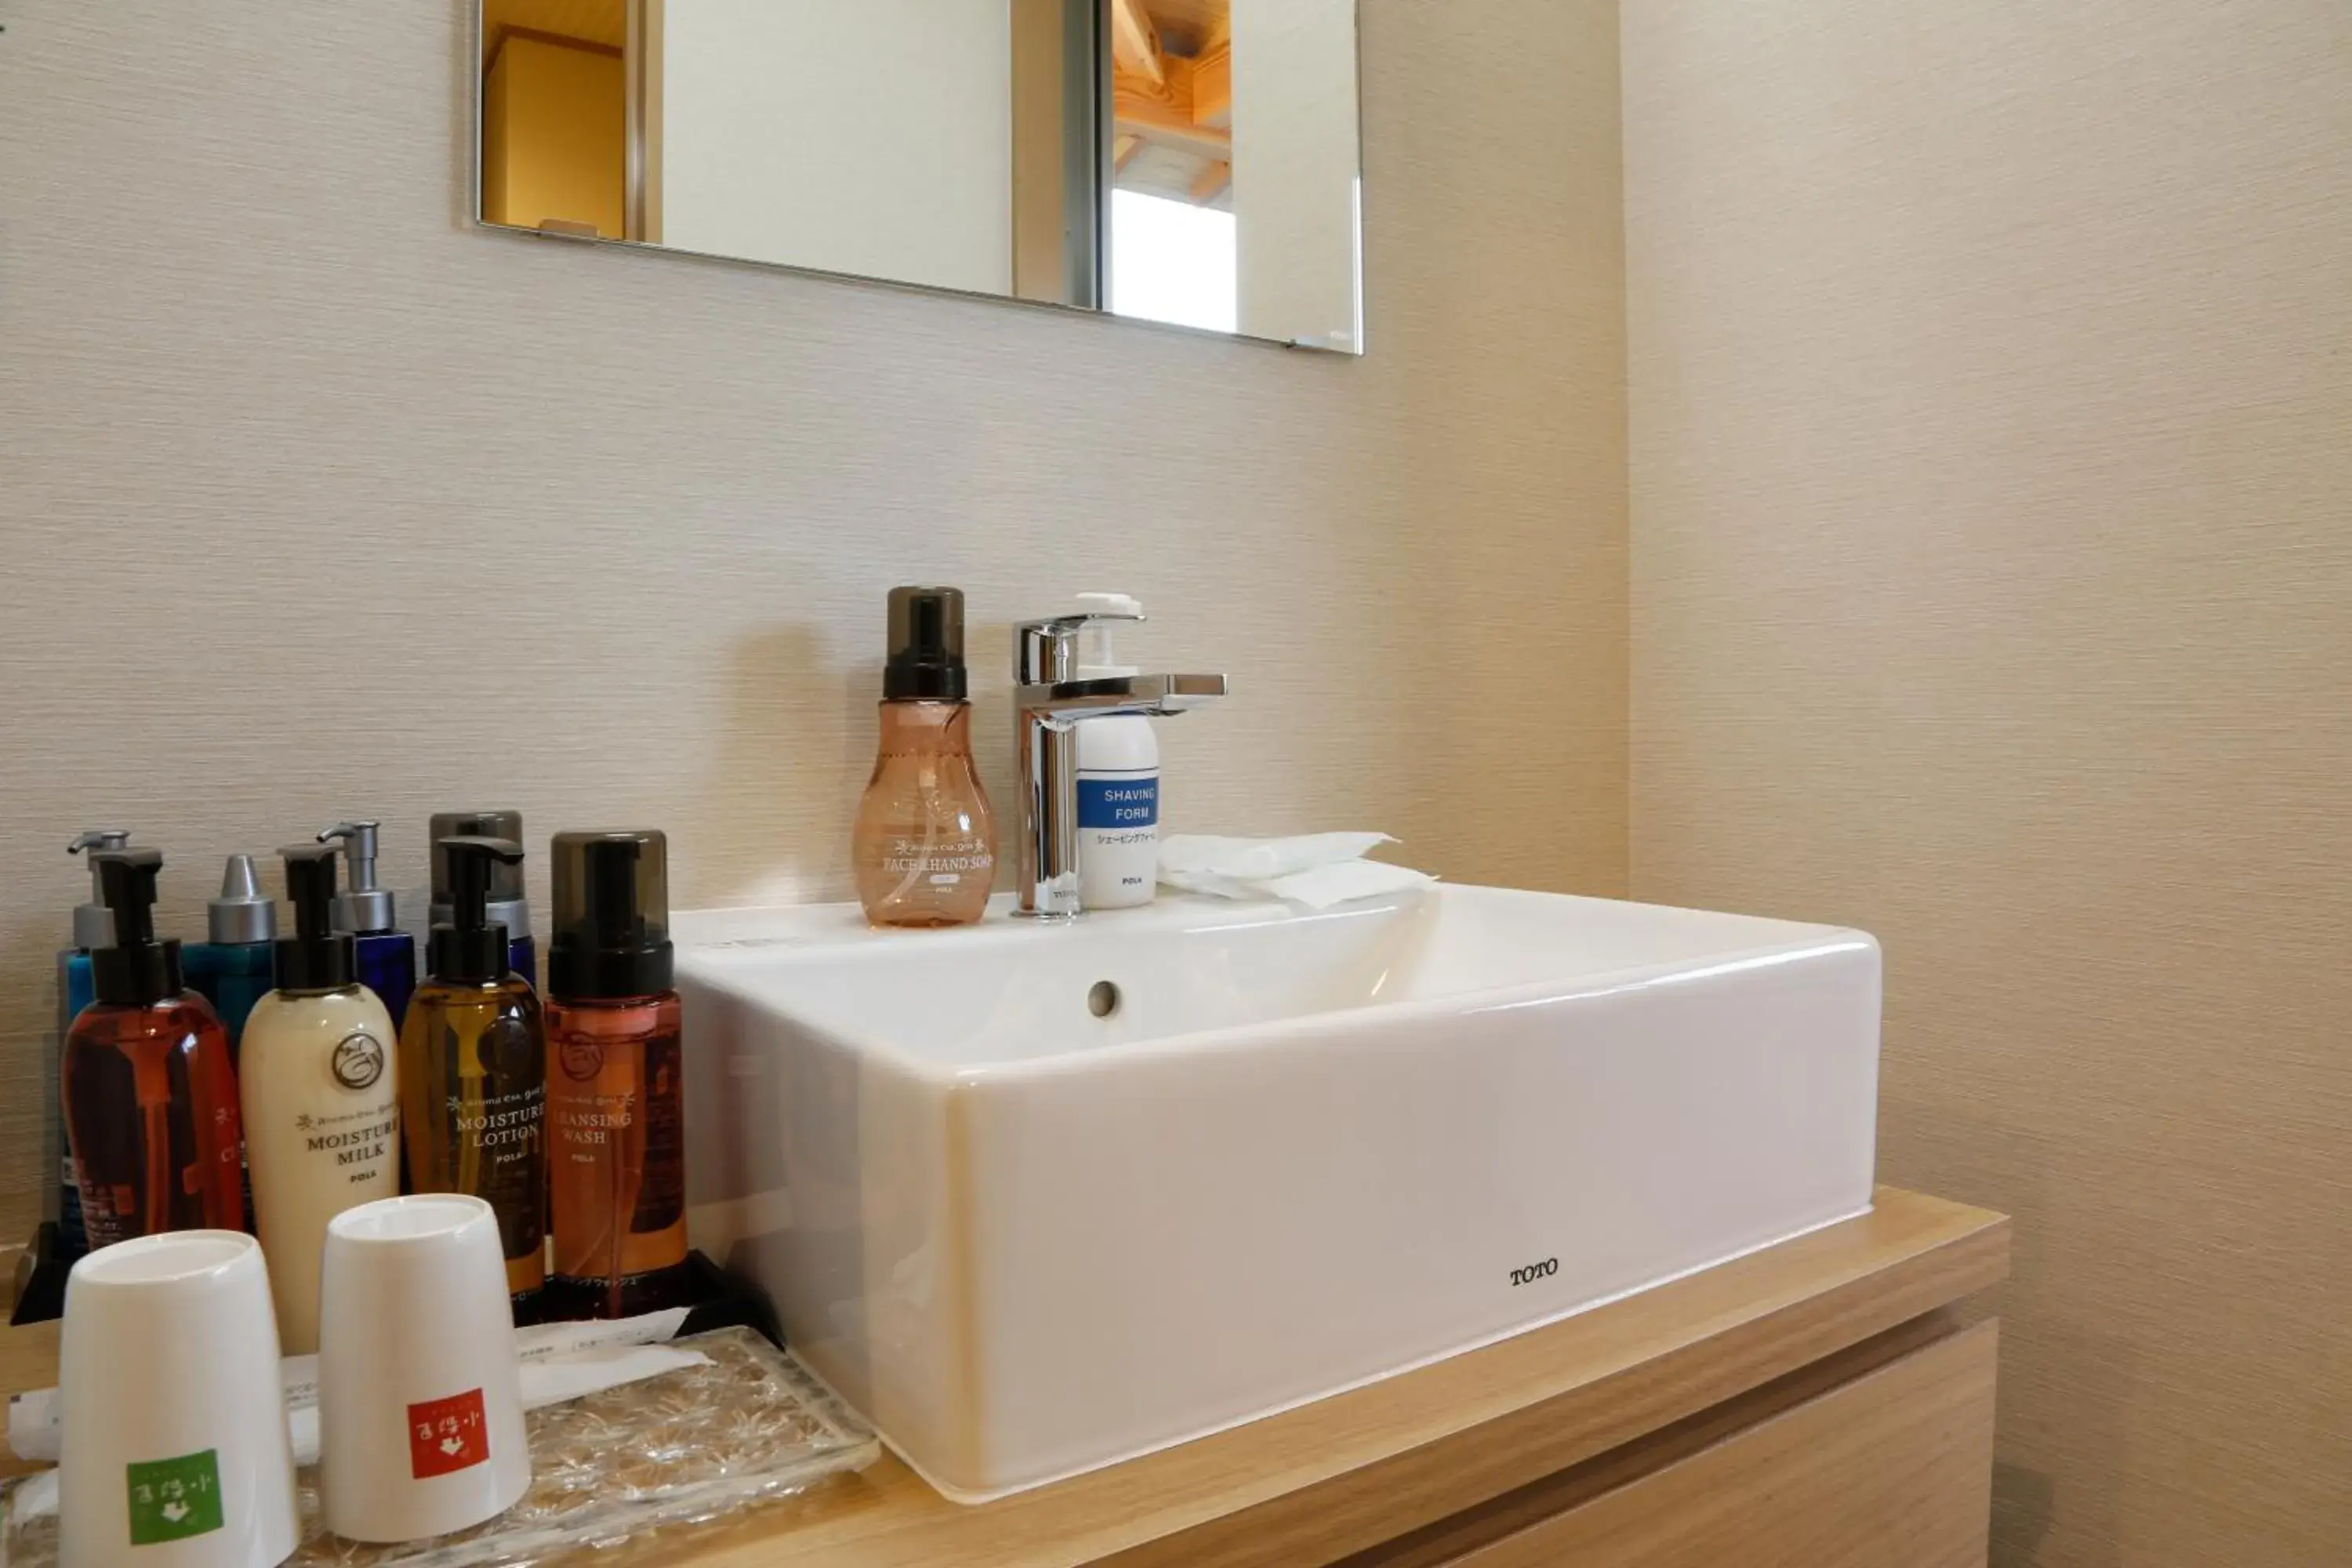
[1158,833,1436,910]
[5,1345,711,1526]
[9,1305,699,1465]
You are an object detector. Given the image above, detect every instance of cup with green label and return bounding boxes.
[57,1230,299,1567]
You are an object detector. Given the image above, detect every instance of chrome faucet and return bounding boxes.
[1013,611,1226,919]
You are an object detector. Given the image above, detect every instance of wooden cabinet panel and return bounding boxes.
[0,1193,2011,1567]
[1446,1319,1998,1568]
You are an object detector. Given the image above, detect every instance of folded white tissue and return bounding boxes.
[1157,833,1436,910]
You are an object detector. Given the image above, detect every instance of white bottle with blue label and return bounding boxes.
[1073,593,1161,909]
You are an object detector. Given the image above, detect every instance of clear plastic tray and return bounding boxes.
[3,1327,880,1566]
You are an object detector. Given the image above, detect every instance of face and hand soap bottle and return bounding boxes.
[853,586,996,927]
[60,848,245,1248]
[318,819,417,1033]
[545,830,688,1319]
[241,843,402,1355]
[1070,593,1161,910]
[402,836,548,1317]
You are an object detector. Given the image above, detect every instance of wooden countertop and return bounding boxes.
[1,1188,2009,1567]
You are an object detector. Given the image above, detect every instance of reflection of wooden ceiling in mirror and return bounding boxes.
[1112,0,1232,210]
[1136,0,1229,56]
[479,0,624,66]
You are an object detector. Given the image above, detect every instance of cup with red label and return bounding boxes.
[57,1229,300,1567]
[315,1195,531,1541]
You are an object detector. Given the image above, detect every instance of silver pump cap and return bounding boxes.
[207,853,278,945]
[318,819,398,935]
[67,829,131,949]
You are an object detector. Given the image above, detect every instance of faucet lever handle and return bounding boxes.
[1014,611,1146,684]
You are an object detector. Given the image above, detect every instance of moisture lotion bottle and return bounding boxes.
[60,848,245,1247]
[546,830,688,1319]
[241,843,401,1354]
[854,586,997,926]
[402,836,547,1316]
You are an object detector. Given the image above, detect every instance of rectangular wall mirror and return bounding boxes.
[474,1,1363,354]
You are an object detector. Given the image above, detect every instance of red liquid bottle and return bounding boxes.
[63,848,245,1247]
[544,830,690,1319]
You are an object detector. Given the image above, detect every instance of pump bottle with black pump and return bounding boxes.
[545,830,688,1319]
[402,836,548,1318]
[240,843,401,1355]
[48,828,132,1272]
[852,585,996,926]
[60,847,245,1248]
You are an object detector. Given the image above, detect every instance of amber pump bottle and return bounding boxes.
[61,848,245,1248]
[401,836,547,1316]
[545,830,688,1319]
[854,586,997,926]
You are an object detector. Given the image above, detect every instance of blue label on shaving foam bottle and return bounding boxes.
[1077,777,1160,830]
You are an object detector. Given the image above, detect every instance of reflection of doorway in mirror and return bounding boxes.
[1108,0,1236,332]
[479,0,628,238]
[1108,0,1361,351]
[1110,189,1236,334]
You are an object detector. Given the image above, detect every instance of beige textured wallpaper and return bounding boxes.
[1624,2,2352,1564]
[0,1,1629,1236]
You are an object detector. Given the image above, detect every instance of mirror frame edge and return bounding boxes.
[463,0,1367,357]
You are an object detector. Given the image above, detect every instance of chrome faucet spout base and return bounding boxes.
[1011,613,1226,920]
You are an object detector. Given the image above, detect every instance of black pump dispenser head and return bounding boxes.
[89,848,183,1006]
[274,844,357,992]
[883,586,970,702]
[549,830,673,1001]
[429,810,528,932]
[430,836,526,985]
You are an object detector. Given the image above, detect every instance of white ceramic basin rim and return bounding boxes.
[679,887,1868,1076]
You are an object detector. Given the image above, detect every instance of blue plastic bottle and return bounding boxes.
[182,853,279,1057]
[181,853,280,1234]
[319,820,417,1032]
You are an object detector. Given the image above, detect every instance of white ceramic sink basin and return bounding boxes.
[675,886,1880,1501]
